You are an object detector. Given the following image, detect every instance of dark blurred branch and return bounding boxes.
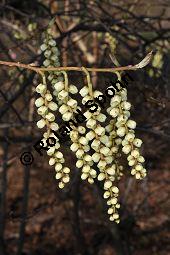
[17,163,31,255]
[0,128,9,255]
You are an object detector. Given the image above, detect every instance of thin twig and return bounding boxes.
[0,51,153,74]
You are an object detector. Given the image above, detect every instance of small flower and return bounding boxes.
[40,44,48,51]
[122,144,131,154]
[133,138,143,147]
[127,120,136,129]
[36,84,47,94]
[48,39,56,46]
[37,106,48,115]
[46,112,55,122]
[35,97,44,107]
[69,85,78,94]
[121,101,131,110]
[110,108,119,117]
[86,119,97,129]
[104,180,112,189]
[37,119,46,129]
[59,104,68,114]
[45,93,53,101]
[48,101,58,111]
[43,59,50,66]
[62,111,72,121]
[117,126,126,137]
[50,122,59,131]
[58,90,68,100]
[79,86,89,97]
[54,81,64,92]
[92,152,100,162]
[95,126,105,136]
[98,172,106,181]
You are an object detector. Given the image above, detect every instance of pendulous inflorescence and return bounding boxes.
[34,24,147,223]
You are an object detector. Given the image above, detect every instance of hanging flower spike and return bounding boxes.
[80,67,121,223]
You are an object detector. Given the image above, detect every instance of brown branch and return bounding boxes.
[0,51,153,74]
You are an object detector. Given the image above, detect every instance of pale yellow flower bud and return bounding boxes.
[127,120,136,129]
[70,143,79,152]
[49,158,56,166]
[55,151,63,159]
[54,81,64,92]
[90,169,97,178]
[95,126,105,136]
[62,175,70,183]
[86,131,95,140]
[81,173,88,180]
[104,180,112,189]
[48,101,58,111]
[55,163,62,172]
[88,177,94,184]
[37,106,48,115]
[78,126,86,134]
[133,138,143,147]
[117,126,126,137]
[79,86,89,97]
[84,155,92,161]
[46,112,55,122]
[98,173,105,181]
[45,93,53,101]
[82,165,90,173]
[76,149,84,158]
[58,182,65,189]
[122,144,131,154]
[62,111,72,121]
[92,152,100,162]
[55,172,62,179]
[58,90,68,100]
[37,119,46,129]
[128,159,136,166]
[50,122,59,131]
[138,156,145,163]
[63,167,70,174]
[112,186,119,193]
[67,98,77,108]
[98,160,107,169]
[79,137,88,145]
[59,104,68,114]
[35,97,44,107]
[69,85,78,94]
[36,84,47,94]
[112,213,119,219]
[110,108,119,117]
[86,119,96,129]
[131,149,140,158]
[121,101,131,110]
[100,146,110,156]
[107,167,115,175]
[76,160,84,168]
[125,132,135,142]
[108,208,114,214]
[47,147,55,156]
[96,113,107,122]
[135,164,143,171]
[103,191,110,199]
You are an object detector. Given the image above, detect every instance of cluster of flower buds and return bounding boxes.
[35,81,71,189]
[78,86,121,222]
[34,29,147,223]
[107,86,146,180]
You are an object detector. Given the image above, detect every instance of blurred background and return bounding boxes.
[0,1,170,255]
